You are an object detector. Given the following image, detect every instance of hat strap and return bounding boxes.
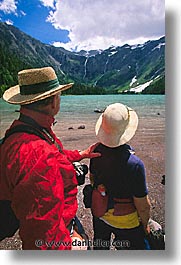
[20,78,60,95]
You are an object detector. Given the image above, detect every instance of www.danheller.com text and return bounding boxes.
[34,238,130,248]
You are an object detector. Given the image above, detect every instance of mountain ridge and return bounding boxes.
[0,22,165,95]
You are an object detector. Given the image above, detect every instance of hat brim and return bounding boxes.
[3,83,73,105]
[95,107,138,147]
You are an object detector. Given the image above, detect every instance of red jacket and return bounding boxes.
[0,108,82,250]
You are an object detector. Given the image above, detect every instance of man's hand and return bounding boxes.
[79,143,101,160]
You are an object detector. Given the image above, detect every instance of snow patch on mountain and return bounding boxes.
[108,51,118,57]
[130,76,137,87]
[130,80,153,93]
[152,43,165,51]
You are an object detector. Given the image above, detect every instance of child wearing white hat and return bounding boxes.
[89,103,151,250]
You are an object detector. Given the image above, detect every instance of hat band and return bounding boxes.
[20,78,60,95]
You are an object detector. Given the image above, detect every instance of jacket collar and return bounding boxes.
[20,107,55,129]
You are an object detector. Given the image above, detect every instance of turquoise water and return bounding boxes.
[60,94,165,116]
[0,94,165,134]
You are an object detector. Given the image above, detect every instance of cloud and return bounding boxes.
[45,0,165,51]
[20,10,26,16]
[0,0,17,14]
[39,0,55,9]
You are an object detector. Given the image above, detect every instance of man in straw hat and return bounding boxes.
[88,103,151,250]
[0,67,100,250]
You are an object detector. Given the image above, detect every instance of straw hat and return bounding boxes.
[95,103,138,147]
[3,67,73,105]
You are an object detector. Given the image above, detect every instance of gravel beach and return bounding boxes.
[0,113,165,250]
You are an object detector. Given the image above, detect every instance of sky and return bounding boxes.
[0,0,165,52]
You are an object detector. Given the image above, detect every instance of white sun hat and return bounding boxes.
[95,103,138,147]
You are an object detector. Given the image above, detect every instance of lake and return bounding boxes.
[0,94,165,137]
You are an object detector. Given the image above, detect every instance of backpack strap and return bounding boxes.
[1,113,63,153]
[19,113,63,152]
[1,124,48,145]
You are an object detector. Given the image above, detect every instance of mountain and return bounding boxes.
[0,22,165,95]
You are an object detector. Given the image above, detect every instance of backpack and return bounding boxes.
[0,123,50,241]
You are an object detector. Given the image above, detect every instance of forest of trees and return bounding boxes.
[0,43,32,97]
